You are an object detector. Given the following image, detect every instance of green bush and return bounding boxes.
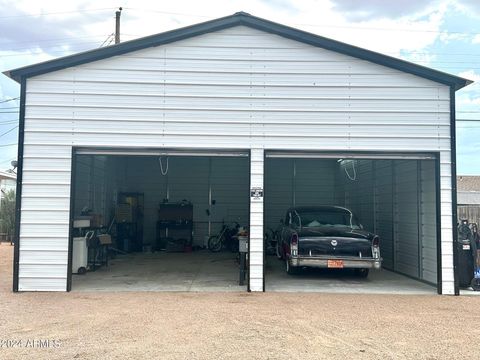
[0,189,16,240]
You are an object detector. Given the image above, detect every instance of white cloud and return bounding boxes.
[458,70,480,83]
[0,0,477,168]
[456,70,479,108]
[0,0,452,62]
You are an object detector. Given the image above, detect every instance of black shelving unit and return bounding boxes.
[116,192,144,252]
[155,202,193,251]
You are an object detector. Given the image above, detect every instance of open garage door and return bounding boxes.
[69,149,250,292]
[264,151,440,294]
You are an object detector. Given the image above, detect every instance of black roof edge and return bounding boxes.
[3,11,473,91]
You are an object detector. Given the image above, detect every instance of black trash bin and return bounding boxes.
[458,221,474,288]
[458,239,474,287]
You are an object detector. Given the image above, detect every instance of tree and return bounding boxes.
[0,189,16,244]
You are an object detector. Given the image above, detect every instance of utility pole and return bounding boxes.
[115,7,122,44]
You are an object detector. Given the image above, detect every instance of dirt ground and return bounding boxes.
[1,243,480,360]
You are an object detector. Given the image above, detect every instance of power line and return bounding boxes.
[0,7,113,20]
[100,33,115,47]
[0,34,108,46]
[125,7,480,36]
[1,31,480,63]
[0,97,19,104]
[0,158,15,165]
[3,39,107,52]
[295,22,480,36]
[0,111,19,114]
[0,143,16,147]
[0,126,18,138]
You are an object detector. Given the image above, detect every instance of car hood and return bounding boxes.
[297,226,373,240]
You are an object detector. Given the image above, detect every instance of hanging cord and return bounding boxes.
[159,156,169,176]
[344,160,357,181]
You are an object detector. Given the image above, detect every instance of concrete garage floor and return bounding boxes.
[266,256,437,294]
[73,251,246,292]
[74,250,436,294]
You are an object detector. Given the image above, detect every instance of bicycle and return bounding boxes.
[208,222,240,252]
[264,227,279,256]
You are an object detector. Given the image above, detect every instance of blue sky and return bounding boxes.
[0,0,479,174]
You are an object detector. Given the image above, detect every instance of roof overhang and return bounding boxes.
[3,12,473,91]
[0,171,16,181]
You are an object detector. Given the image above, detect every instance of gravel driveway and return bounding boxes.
[1,243,480,360]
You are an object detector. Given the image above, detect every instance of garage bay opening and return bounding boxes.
[264,154,439,294]
[70,151,250,291]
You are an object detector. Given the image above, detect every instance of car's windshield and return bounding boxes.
[297,209,361,229]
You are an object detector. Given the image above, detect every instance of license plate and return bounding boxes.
[463,244,471,250]
[327,260,344,268]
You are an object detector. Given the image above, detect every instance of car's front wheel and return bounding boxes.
[355,268,369,278]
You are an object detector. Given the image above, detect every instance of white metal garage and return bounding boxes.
[4,12,472,294]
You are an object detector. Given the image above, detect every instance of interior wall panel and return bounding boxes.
[374,160,394,270]
[393,161,420,278]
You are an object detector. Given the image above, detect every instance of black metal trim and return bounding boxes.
[263,150,443,292]
[66,148,77,292]
[265,149,439,159]
[67,146,252,292]
[435,153,443,294]
[247,149,252,292]
[5,12,471,90]
[12,77,26,293]
[74,146,250,157]
[262,150,266,293]
[450,86,460,296]
[266,149,436,160]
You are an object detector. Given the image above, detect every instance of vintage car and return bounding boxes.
[276,206,382,277]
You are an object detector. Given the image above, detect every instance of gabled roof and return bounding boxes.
[3,12,473,90]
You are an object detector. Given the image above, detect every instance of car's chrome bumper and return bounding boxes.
[289,256,382,270]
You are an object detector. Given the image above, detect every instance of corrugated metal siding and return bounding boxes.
[339,159,437,282]
[165,157,210,246]
[294,159,336,206]
[74,155,107,220]
[420,161,438,283]
[394,161,420,277]
[20,25,453,292]
[98,156,249,247]
[249,148,264,291]
[342,160,375,232]
[19,140,71,291]
[264,158,337,231]
[374,161,394,270]
[210,157,250,239]
[264,158,294,232]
